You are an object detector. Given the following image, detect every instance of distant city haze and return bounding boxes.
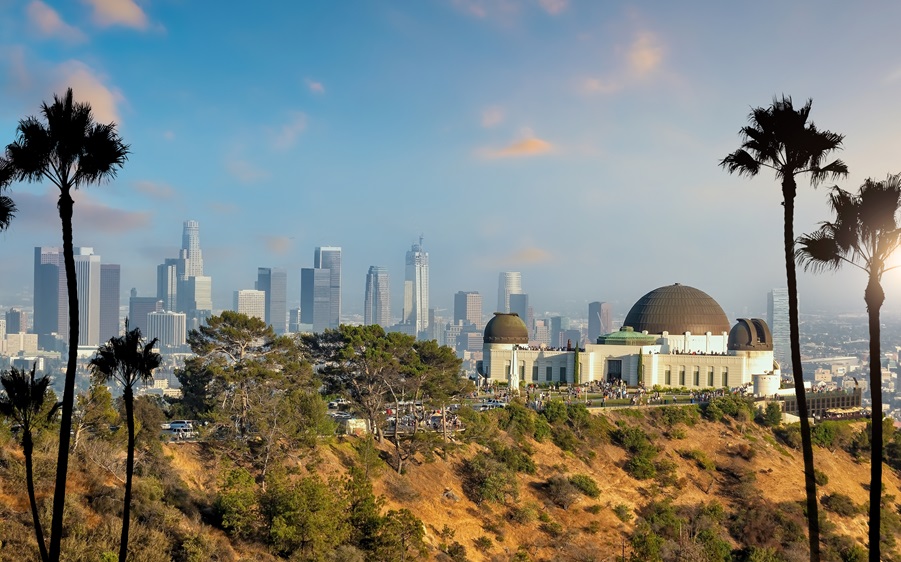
[2,3,901,317]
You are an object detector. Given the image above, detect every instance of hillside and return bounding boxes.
[1,402,900,561]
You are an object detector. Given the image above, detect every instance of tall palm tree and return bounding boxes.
[0,365,59,562]
[797,175,901,562]
[720,95,848,561]
[0,88,129,561]
[90,322,161,562]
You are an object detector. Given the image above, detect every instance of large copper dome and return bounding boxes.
[483,313,529,344]
[623,284,730,335]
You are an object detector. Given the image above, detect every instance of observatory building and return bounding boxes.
[478,284,778,390]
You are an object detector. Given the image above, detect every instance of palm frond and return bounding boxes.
[796,230,844,273]
[720,149,760,177]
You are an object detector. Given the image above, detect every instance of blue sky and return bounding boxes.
[3,0,901,321]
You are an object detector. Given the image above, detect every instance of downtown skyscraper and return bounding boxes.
[157,220,212,330]
[33,246,117,348]
[403,239,429,337]
[588,301,612,342]
[453,291,482,328]
[364,266,390,327]
[497,271,522,313]
[256,267,287,333]
[314,246,342,329]
[767,288,790,371]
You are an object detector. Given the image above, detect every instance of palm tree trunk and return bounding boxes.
[120,386,135,562]
[865,275,884,562]
[783,184,820,562]
[49,191,78,562]
[24,431,49,562]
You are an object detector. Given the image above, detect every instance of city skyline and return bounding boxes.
[4,3,901,316]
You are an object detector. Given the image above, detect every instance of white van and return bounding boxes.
[169,420,194,430]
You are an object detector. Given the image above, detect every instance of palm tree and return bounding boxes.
[720,95,848,561]
[90,322,160,562]
[797,175,901,561]
[0,187,15,230]
[0,365,59,562]
[0,88,129,561]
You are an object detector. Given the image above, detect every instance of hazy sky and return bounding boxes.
[3,0,901,322]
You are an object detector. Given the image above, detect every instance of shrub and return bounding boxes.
[489,442,536,474]
[460,453,518,505]
[678,449,716,471]
[214,468,257,538]
[473,535,492,553]
[569,474,601,498]
[775,424,803,450]
[814,469,829,486]
[613,503,633,522]
[757,402,782,427]
[821,493,858,518]
[545,475,579,509]
[508,503,538,524]
[732,443,756,461]
[624,453,657,480]
[612,425,657,456]
[539,521,564,538]
[654,458,679,487]
[584,504,602,515]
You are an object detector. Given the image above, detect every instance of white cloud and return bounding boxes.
[271,111,308,150]
[481,106,504,128]
[306,78,325,94]
[54,61,125,124]
[26,1,87,43]
[538,0,567,15]
[81,0,148,30]
[628,31,663,76]
[481,130,553,158]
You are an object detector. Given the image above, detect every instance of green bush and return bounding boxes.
[678,449,715,471]
[584,504,602,515]
[508,503,538,524]
[624,453,657,480]
[757,402,782,427]
[214,468,257,538]
[613,425,657,456]
[460,453,518,505]
[473,535,492,553]
[613,503,633,522]
[821,493,858,517]
[569,474,601,498]
[814,469,829,486]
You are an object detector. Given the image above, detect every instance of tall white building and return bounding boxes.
[314,246,342,329]
[181,219,204,277]
[403,239,429,336]
[234,289,266,321]
[767,288,791,370]
[147,310,187,347]
[497,271,522,313]
[364,266,391,327]
[73,248,102,347]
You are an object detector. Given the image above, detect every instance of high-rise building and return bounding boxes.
[549,316,567,348]
[301,268,332,333]
[5,308,27,334]
[453,291,482,328]
[509,293,529,331]
[74,248,102,346]
[157,258,179,311]
[403,239,429,336]
[314,247,342,329]
[256,267,288,333]
[234,289,266,321]
[128,289,163,335]
[364,266,391,327]
[33,246,112,348]
[289,308,302,333]
[33,246,65,339]
[767,288,790,371]
[497,272,522,313]
[588,301,613,342]
[100,263,120,342]
[181,219,204,277]
[147,310,187,347]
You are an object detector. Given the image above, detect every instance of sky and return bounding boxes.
[3,0,901,323]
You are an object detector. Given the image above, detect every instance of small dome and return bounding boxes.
[623,284,730,334]
[597,326,658,346]
[728,318,773,351]
[483,313,529,344]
